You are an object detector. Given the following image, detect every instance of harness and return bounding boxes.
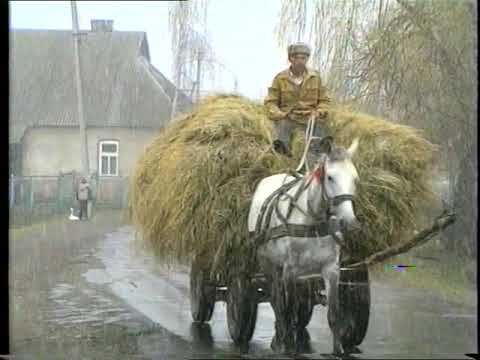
[249,115,360,274]
[250,165,355,249]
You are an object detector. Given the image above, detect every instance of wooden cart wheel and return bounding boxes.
[338,264,371,348]
[226,275,258,345]
[190,257,216,323]
[351,266,370,346]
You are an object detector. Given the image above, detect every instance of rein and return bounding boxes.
[295,114,320,173]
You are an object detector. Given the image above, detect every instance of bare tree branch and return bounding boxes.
[346,211,456,268]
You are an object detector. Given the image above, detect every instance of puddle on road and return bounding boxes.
[32,226,250,359]
[441,313,476,319]
[82,268,113,285]
[82,226,257,350]
[47,274,135,328]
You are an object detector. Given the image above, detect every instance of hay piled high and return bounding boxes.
[129,95,436,276]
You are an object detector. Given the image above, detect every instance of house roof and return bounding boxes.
[9,29,192,143]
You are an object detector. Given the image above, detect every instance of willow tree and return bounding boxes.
[169,0,217,118]
[354,0,477,260]
[275,0,391,103]
[276,0,477,263]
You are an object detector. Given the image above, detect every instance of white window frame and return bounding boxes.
[98,140,119,177]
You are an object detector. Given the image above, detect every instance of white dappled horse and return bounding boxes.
[248,137,361,355]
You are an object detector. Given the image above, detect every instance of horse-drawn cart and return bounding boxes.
[129,95,455,356]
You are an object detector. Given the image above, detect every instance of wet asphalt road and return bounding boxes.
[10,211,477,359]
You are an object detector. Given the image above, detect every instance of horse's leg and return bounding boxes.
[269,266,298,353]
[287,276,302,353]
[291,283,314,354]
[323,263,343,356]
[281,259,307,354]
[268,268,287,353]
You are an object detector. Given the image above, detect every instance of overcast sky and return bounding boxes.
[10,0,291,101]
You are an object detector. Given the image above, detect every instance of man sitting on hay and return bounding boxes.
[265,42,331,159]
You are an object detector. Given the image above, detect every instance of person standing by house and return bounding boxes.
[76,177,91,221]
[264,42,332,156]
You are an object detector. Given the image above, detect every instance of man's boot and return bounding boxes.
[273,140,292,157]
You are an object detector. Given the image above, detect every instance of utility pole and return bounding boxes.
[170,85,179,120]
[233,77,238,93]
[170,56,180,120]
[71,1,89,176]
[195,50,203,102]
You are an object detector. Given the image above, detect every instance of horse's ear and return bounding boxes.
[347,138,359,158]
[317,136,333,154]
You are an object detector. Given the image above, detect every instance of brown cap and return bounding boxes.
[288,42,311,57]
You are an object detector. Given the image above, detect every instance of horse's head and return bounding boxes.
[311,137,361,232]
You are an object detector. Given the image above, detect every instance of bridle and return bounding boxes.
[306,163,356,223]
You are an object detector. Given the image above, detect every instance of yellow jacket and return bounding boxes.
[264,67,331,124]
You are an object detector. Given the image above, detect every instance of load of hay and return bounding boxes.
[129,94,437,277]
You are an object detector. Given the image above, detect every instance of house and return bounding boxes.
[9,20,191,178]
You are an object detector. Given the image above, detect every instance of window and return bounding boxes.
[98,140,119,176]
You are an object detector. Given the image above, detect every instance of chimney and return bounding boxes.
[91,19,114,32]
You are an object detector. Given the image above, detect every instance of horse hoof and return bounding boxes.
[270,334,284,353]
[332,345,343,357]
[343,345,362,354]
[236,342,250,354]
[332,350,343,358]
[271,334,299,355]
[296,328,313,354]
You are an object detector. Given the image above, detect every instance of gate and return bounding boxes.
[57,173,76,213]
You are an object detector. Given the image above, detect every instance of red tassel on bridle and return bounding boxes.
[312,166,324,182]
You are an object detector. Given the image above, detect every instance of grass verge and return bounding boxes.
[9,213,68,242]
[370,242,476,308]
